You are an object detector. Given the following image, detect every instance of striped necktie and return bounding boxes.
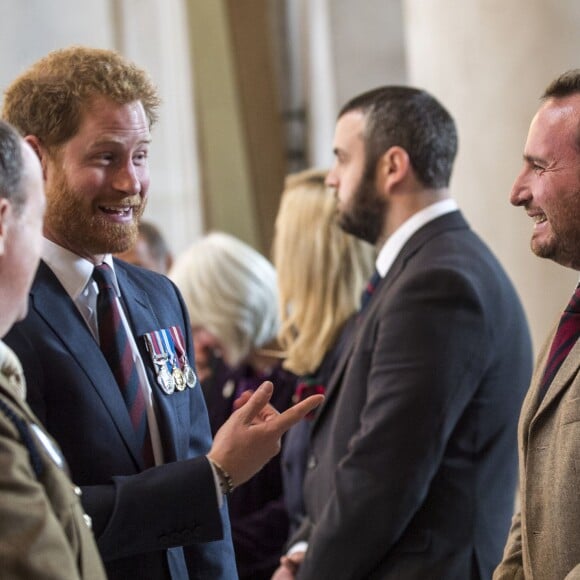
[359,269,382,312]
[538,284,580,401]
[93,263,154,467]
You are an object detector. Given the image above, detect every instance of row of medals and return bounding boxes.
[153,353,196,394]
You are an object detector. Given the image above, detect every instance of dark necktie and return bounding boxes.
[93,263,154,467]
[538,284,580,401]
[359,269,382,312]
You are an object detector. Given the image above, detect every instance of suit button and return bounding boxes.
[307,455,317,469]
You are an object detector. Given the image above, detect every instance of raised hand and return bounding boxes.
[207,381,323,487]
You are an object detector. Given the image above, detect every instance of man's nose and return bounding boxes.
[113,162,142,195]
[509,168,531,207]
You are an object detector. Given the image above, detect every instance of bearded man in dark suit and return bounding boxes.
[274,86,533,580]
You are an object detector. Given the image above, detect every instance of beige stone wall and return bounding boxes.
[403,0,580,351]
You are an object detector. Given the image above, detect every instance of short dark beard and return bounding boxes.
[337,162,386,245]
[531,187,580,269]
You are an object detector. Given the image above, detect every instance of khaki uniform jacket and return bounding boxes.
[0,341,106,580]
[494,318,580,580]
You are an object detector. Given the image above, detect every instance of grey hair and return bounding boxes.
[0,121,26,215]
[169,231,279,367]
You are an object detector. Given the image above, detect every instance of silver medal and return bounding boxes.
[156,362,175,395]
[184,364,197,388]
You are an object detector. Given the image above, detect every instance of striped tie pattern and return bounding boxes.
[538,284,580,401]
[93,264,154,467]
[359,269,382,312]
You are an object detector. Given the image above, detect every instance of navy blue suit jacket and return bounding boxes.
[5,259,237,579]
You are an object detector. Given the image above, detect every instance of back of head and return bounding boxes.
[2,46,160,149]
[0,121,25,215]
[273,168,375,375]
[339,86,458,189]
[0,120,45,337]
[116,220,173,274]
[169,232,279,367]
[139,221,170,261]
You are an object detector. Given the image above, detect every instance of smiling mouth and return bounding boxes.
[99,206,134,217]
[532,213,547,225]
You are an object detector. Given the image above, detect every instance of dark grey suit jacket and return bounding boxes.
[291,211,533,580]
[5,259,237,580]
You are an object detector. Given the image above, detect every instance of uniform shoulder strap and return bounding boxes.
[0,397,44,479]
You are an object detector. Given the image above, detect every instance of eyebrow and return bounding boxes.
[523,153,548,166]
[90,136,152,148]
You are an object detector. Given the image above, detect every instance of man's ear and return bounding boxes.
[0,198,12,256]
[376,146,410,193]
[24,135,49,180]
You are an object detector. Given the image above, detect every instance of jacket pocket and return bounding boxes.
[561,398,580,425]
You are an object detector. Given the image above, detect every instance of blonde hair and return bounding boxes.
[169,232,279,367]
[273,169,375,375]
[3,46,160,149]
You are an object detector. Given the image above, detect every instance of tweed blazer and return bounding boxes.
[495,312,580,580]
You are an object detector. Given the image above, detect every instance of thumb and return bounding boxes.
[236,381,274,424]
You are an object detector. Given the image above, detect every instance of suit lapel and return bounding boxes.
[530,322,580,424]
[114,262,186,462]
[31,262,145,466]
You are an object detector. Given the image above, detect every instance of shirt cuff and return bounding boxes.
[288,541,308,556]
[208,458,224,508]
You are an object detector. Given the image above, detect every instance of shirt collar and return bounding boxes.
[376,198,458,278]
[42,238,118,299]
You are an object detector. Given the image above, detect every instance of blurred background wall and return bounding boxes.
[0,0,578,352]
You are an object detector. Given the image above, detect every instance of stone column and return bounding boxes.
[403,0,580,351]
[301,0,407,168]
[117,0,204,255]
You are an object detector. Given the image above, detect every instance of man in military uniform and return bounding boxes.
[0,119,106,578]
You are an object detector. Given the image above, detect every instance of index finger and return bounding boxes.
[272,394,325,435]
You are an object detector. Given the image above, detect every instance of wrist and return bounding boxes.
[207,456,235,495]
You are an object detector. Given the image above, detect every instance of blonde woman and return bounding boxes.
[272,168,375,536]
